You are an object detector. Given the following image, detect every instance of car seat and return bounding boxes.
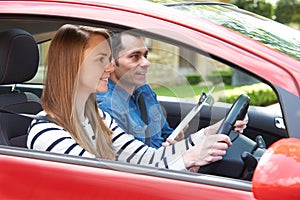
[0,29,42,147]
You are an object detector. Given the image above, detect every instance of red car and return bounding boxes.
[0,0,299,199]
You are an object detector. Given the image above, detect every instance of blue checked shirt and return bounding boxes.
[96,79,173,149]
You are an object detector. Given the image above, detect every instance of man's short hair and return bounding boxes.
[111,31,142,66]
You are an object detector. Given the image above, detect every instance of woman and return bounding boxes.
[27,24,244,171]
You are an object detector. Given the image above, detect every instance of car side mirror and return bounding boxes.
[252,138,300,199]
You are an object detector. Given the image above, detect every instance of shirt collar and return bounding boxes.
[108,79,132,102]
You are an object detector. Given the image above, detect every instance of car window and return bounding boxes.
[145,37,278,108]
[29,33,278,109]
[27,41,49,84]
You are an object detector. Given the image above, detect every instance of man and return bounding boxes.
[96,31,248,150]
[96,32,184,149]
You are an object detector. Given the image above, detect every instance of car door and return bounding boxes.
[0,145,254,199]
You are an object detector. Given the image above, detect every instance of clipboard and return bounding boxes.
[167,87,215,141]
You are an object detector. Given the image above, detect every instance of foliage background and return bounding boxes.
[145,0,300,29]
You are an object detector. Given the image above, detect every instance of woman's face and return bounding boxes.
[79,34,114,95]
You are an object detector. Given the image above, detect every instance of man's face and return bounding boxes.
[113,34,150,89]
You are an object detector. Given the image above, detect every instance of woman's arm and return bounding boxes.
[27,116,96,158]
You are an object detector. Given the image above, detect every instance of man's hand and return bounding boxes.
[204,114,249,135]
[233,114,248,133]
[161,124,189,147]
[175,124,189,141]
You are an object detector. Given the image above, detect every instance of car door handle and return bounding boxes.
[275,117,285,129]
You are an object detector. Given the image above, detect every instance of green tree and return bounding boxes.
[146,0,300,28]
[275,0,295,23]
[231,0,273,19]
[292,3,300,24]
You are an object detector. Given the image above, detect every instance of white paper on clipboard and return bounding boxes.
[168,87,215,141]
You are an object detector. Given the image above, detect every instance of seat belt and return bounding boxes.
[0,107,47,120]
[136,93,151,146]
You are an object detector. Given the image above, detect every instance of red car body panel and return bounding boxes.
[253,138,300,200]
[0,154,254,199]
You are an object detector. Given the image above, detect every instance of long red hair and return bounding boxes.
[42,24,114,159]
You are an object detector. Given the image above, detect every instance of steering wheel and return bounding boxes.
[216,93,250,135]
[198,94,265,180]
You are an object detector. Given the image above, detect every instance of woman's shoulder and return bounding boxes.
[30,110,64,130]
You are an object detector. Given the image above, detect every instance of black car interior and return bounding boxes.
[0,29,42,147]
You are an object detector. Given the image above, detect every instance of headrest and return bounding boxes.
[0,29,39,84]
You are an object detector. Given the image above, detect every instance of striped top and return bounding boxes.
[27,109,205,171]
